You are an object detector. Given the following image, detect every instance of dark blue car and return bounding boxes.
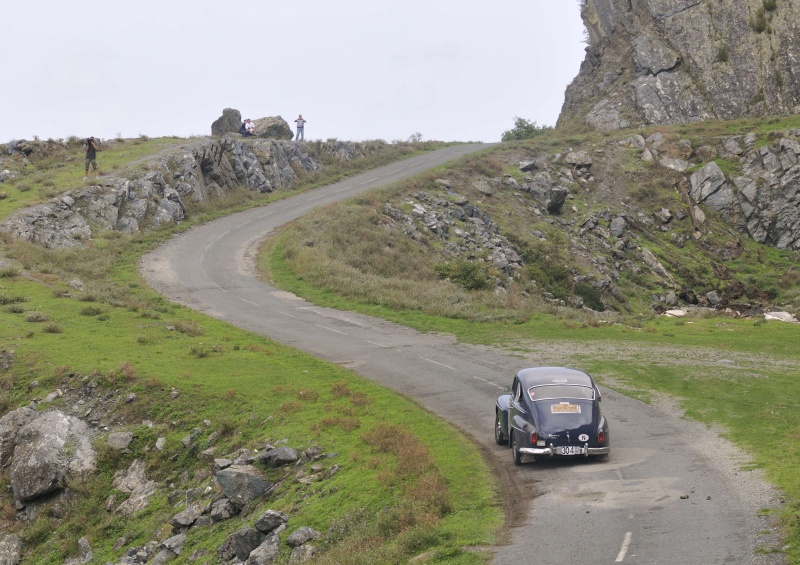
[495,367,610,465]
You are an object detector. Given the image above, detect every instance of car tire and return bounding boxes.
[510,430,523,466]
[495,412,507,445]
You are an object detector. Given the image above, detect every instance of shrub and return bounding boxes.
[434,259,493,291]
[189,346,209,358]
[751,7,767,32]
[42,323,63,333]
[575,281,606,312]
[501,117,553,142]
[25,311,48,322]
[172,320,204,336]
[297,389,319,403]
[80,306,104,316]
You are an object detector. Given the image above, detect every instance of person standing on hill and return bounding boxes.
[83,137,98,180]
[294,114,306,141]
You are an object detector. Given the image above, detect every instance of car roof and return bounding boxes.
[516,367,595,388]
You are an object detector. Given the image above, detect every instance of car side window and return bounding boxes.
[512,378,521,403]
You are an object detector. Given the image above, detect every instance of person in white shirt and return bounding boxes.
[294,114,306,141]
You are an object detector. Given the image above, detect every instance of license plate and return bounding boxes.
[557,446,583,456]
[551,403,581,414]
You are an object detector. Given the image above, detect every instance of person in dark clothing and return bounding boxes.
[84,137,98,179]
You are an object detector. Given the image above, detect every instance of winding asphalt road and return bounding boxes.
[141,145,779,564]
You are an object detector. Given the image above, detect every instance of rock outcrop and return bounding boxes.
[0,377,337,564]
[211,108,243,136]
[211,108,294,140]
[689,131,800,250]
[252,116,294,140]
[9,410,96,505]
[561,0,800,130]
[0,137,321,248]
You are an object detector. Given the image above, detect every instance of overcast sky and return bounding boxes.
[1,1,587,144]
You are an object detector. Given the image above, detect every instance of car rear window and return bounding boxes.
[527,385,595,401]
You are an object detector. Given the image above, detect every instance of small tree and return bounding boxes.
[501,117,552,142]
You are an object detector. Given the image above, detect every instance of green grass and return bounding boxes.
[0,272,501,564]
[0,137,186,221]
[0,136,502,564]
[255,117,800,563]
[4,119,800,561]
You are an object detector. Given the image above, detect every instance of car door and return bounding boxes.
[508,376,526,433]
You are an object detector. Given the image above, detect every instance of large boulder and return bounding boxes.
[214,465,272,508]
[9,410,96,505]
[217,527,266,562]
[0,406,37,468]
[252,116,294,140]
[211,108,243,136]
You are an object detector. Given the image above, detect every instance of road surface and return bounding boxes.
[141,145,783,564]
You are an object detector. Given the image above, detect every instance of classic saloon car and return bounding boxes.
[495,367,610,465]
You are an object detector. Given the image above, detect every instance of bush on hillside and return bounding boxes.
[501,117,553,142]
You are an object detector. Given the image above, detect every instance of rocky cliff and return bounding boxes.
[0,136,317,248]
[560,0,800,130]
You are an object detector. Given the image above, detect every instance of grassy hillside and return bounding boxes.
[257,117,800,562]
[0,137,501,564]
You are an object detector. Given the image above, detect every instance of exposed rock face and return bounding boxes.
[214,465,273,508]
[211,108,243,136]
[0,534,22,565]
[561,0,800,130]
[689,130,800,250]
[9,410,96,505]
[0,138,321,248]
[0,407,36,468]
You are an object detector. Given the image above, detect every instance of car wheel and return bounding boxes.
[510,430,523,466]
[494,412,507,445]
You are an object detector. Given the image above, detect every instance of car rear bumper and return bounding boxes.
[519,445,610,457]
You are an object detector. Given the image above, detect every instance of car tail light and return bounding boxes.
[530,431,537,444]
[598,430,605,444]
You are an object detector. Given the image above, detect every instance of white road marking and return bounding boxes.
[366,340,390,348]
[308,194,326,201]
[237,297,260,306]
[615,532,632,562]
[276,310,299,319]
[235,221,252,228]
[316,323,347,335]
[200,266,226,290]
[420,357,456,370]
[216,230,231,239]
[472,376,504,390]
